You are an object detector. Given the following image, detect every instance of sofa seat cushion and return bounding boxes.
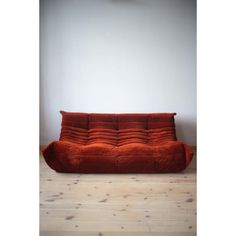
[43,141,118,173]
[115,141,186,173]
[77,143,118,172]
[117,143,153,156]
[42,140,190,173]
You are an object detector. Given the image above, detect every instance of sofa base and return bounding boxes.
[42,141,193,173]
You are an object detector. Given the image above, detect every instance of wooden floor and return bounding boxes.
[40,153,196,236]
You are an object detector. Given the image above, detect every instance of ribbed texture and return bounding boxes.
[42,111,194,173]
[148,127,177,145]
[59,112,176,146]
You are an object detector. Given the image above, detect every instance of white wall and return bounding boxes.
[40,0,196,146]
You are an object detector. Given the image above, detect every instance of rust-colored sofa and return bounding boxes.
[42,111,193,173]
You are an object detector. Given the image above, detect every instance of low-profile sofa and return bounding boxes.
[42,111,193,173]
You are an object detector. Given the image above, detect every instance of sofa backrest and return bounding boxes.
[59,111,177,146]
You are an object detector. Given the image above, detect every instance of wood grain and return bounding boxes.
[40,151,196,236]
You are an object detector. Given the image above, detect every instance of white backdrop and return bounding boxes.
[40,0,196,145]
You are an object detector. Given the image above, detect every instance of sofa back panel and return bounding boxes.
[60,126,88,145]
[58,112,177,146]
[88,114,117,145]
[89,114,117,130]
[148,127,177,145]
[117,128,148,146]
[118,114,148,130]
[87,130,117,145]
[148,113,176,129]
[147,114,177,145]
[60,111,88,129]
[59,111,89,144]
[117,114,148,145]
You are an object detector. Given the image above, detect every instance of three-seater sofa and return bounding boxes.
[42,111,193,173]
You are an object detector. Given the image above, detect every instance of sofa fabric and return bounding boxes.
[42,111,193,173]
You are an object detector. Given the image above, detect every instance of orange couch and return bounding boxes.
[42,111,193,173]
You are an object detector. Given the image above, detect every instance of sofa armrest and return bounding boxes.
[183,144,194,167]
[41,141,65,172]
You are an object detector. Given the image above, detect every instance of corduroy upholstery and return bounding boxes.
[42,111,193,173]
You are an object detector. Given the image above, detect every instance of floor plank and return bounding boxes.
[40,152,196,236]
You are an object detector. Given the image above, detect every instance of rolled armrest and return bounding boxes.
[183,144,194,167]
[41,141,64,172]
